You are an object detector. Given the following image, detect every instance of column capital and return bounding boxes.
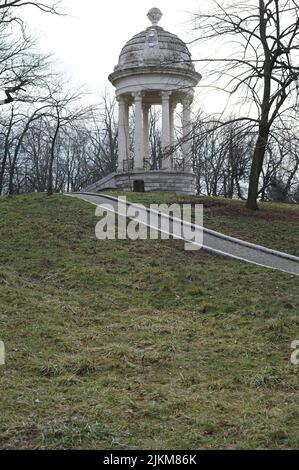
[116,94,130,104]
[161,91,172,100]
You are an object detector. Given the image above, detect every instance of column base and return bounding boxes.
[115,170,196,195]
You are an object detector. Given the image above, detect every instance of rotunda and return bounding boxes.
[94,8,201,194]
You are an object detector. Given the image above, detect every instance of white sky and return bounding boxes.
[22,0,226,113]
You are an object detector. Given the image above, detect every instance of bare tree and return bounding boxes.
[0,22,51,102]
[44,85,92,196]
[0,0,59,13]
[149,107,162,170]
[192,0,299,209]
[0,85,25,106]
[7,104,51,194]
[260,129,299,201]
[0,19,55,193]
[86,94,118,179]
[20,117,51,192]
[0,0,61,102]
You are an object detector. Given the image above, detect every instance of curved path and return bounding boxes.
[68,192,299,276]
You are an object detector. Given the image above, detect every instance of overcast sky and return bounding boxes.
[22,0,226,113]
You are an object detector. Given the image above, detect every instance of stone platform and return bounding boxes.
[85,170,196,195]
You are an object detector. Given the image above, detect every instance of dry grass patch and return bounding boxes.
[0,193,298,450]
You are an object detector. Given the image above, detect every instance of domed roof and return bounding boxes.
[114,8,195,73]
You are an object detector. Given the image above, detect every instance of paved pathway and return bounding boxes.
[68,193,299,276]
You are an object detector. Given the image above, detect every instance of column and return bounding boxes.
[124,102,130,163]
[117,96,127,172]
[161,91,171,170]
[182,95,193,172]
[143,105,150,168]
[133,92,143,170]
[169,104,176,147]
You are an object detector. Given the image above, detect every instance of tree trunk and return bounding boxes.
[246,1,272,210]
[0,157,7,195]
[246,128,269,210]
[47,152,55,196]
[9,133,26,195]
[8,157,16,195]
[47,119,60,196]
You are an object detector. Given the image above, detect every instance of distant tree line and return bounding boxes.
[190,0,299,209]
[0,93,118,195]
[1,94,299,203]
[191,114,299,203]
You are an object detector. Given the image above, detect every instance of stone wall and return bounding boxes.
[87,170,196,195]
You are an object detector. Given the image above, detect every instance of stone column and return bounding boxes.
[182,95,193,172]
[117,96,128,172]
[143,104,150,168]
[169,103,176,170]
[124,102,130,163]
[169,103,176,147]
[161,91,171,170]
[133,92,143,170]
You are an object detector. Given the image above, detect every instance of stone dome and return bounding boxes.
[114,8,195,73]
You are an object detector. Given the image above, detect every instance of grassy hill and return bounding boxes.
[106,191,299,256]
[0,193,298,450]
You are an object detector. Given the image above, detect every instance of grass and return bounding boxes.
[104,191,299,256]
[0,192,298,450]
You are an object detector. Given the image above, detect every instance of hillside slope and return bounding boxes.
[105,191,299,256]
[0,194,298,450]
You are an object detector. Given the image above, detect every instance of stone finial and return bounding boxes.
[147,7,162,26]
